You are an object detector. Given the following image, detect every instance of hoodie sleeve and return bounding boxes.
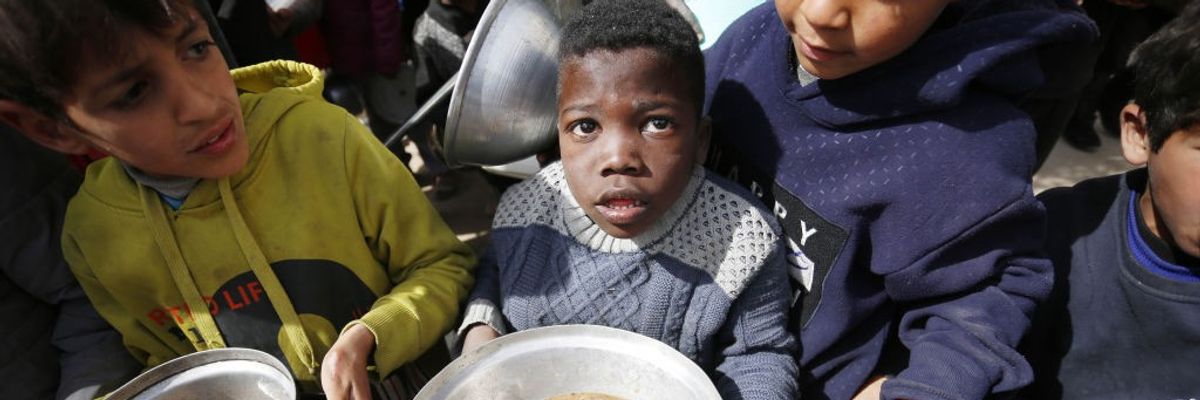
[339,113,476,378]
[878,185,1051,400]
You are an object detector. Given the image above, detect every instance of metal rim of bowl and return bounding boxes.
[106,348,294,400]
[416,324,721,400]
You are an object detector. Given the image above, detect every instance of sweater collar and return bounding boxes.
[120,162,199,200]
[559,165,705,253]
[1126,183,1200,283]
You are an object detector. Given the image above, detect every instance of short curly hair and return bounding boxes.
[0,0,196,120]
[1130,0,1200,152]
[559,0,704,115]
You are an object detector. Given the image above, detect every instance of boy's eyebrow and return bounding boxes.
[174,15,200,44]
[560,104,597,114]
[92,16,201,94]
[97,66,144,91]
[632,100,673,113]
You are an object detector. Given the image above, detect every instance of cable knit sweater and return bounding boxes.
[459,162,798,400]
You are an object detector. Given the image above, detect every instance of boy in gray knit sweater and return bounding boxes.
[456,0,797,398]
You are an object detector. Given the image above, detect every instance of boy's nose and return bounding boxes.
[598,132,645,177]
[173,74,222,125]
[801,0,850,30]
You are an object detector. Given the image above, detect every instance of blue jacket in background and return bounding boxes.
[1024,169,1200,399]
[703,1,1096,399]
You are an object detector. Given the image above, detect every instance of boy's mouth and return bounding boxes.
[594,191,649,226]
[798,37,849,63]
[190,118,237,155]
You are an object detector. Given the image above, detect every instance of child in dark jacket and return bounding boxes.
[0,127,141,400]
[1024,2,1200,397]
[703,0,1097,398]
[457,1,798,398]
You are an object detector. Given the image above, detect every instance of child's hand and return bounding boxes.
[321,324,376,400]
[852,375,887,400]
[461,324,500,354]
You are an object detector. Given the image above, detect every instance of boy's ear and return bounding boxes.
[696,116,712,164]
[0,100,91,155]
[1120,103,1151,166]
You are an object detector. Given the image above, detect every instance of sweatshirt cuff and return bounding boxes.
[457,298,508,337]
[351,303,425,378]
[882,343,999,400]
[447,298,507,357]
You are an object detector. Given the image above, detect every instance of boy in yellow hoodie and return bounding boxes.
[0,1,475,398]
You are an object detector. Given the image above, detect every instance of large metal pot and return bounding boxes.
[415,325,721,400]
[439,0,583,167]
[106,348,296,400]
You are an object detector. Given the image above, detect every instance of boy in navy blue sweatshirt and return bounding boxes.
[1024,3,1200,397]
[704,0,1096,398]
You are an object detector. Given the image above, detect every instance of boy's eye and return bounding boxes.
[642,117,673,134]
[114,81,150,108]
[186,40,215,58]
[568,120,599,138]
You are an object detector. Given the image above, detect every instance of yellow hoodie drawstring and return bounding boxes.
[218,178,320,383]
[140,185,227,351]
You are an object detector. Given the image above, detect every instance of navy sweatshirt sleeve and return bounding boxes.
[881,193,1051,399]
[843,90,1055,399]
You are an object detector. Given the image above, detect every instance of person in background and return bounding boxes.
[410,0,488,198]
[1059,0,1182,151]
[208,0,321,65]
[320,0,417,146]
[1023,2,1200,397]
[0,126,141,400]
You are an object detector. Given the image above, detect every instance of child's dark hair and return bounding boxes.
[1129,0,1200,152]
[0,0,195,120]
[559,0,704,115]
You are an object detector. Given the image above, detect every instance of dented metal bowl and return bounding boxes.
[415,325,721,400]
[107,348,295,400]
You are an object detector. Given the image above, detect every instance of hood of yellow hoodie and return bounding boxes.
[79,61,326,213]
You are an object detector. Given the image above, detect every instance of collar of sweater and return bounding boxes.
[120,162,199,200]
[560,165,705,253]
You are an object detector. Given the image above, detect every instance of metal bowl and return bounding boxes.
[107,348,296,400]
[415,325,721,400]
[441,0,584,167]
